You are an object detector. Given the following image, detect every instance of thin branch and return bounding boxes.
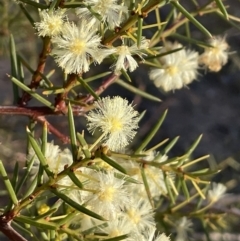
[0,106,83,144]
[18,37,51,106]
[0,106,85,117]
[77,70,120,108]
[36,116,70,144]
[0,215,28,241]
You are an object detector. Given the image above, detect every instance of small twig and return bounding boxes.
[78,71,120,108]
[36,116,70,144]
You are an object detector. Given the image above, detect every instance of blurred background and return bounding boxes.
[1,0,240,239]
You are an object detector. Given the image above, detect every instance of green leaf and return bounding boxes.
[215,0,228,19]
[62,2,86,8]
[191,180,206,199]
[17,56,25,84]
[145,46,183,60]
[18,55,53,87]
[16,155,35,195]
[171,33,213,47]
[103,234,129,241]
[19,3,36,27]
[138,110,146,121]
[51,189,106,221]
[17,54,35,74]
[185,134,202,156]
[76,133,91,159]
[42,87,65,95]
[114,173,140,184]
[170,0,212,38]
[137,17,143,48]
[15,215,58,230]
[116,79,161,102]
[12,221,35,239]
[163,136,179,155]
[85,71,112,83]
[50,230,56,241]
[12,162,19,191]
[77,76,99,100]
[27,129,53,177]
[67,171,83,189]
[55,210,77,227]
[100,153,127,174]
[180,176,190,200]
[68,103,78,162]
[164,172,175,205]
[41,122,48,156]
[0,161,18,206]
[8,75,54,109]
[18,0,48,9]
[22,173,38,199]
[189,169,220,177]
[141,167,154,207]
[9,34,19,104]
[135,110,168,154]
[121,69,132,82]
[33,208,58,221]
[49,0,62,11]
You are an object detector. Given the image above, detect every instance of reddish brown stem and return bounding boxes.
[0,106,85,117]
[0,215,28,241]
[78,71,120,108]
[19,37,51,106]
[36,116,70,144]
[54,74,78,113]
[0,106,84,144]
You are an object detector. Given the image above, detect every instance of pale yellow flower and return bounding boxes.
[207,182,227,203]
[76,0,128,29]
[112,38,149,72]
[86,96,139,151]
[199,36,229,72]
[51,21,110,74]
[149,41,199,91]
[34,9,66,37]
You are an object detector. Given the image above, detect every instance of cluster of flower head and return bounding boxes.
[34,2,230,92]
[29,144,175,241]
[28,143,227,241]
[34,6,149,75]
[28,144,172,240]
[28,95,228,240]
[149,38,229,91]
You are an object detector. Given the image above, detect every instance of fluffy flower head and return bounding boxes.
[34,9,66,37]
[199,36,229,72]
[207,182,227,203]
[122,198,155,233]
[86,96,139,151]
[175,217,192,241]
[139,227,171,241]
[76,0,128,29]
[28,142,73,187]
[112,38,149,72]
[51,22,107,74]
[81,171,130,219]
[149,41,199,91]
